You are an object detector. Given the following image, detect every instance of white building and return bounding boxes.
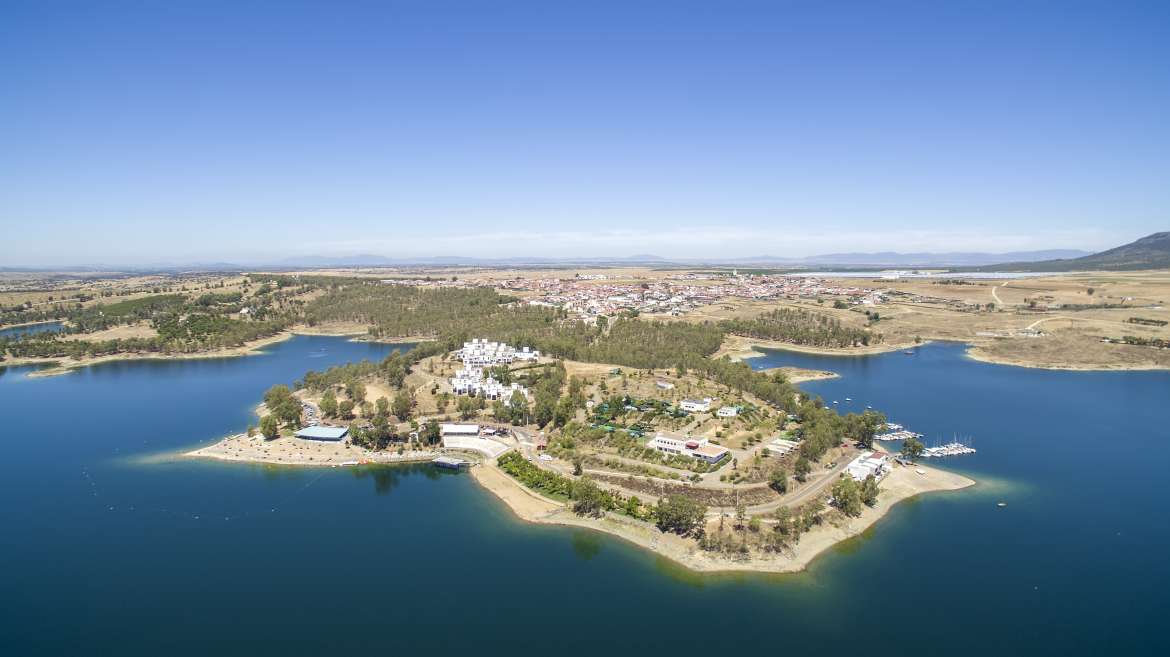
[717,405,739,418]
[513,346,540,361]
[680,398,712,413]
[440,423,480,436]
[648,433,729,465]
[449,347,530,405]
[457,339,519,367]
[846,451,890,482]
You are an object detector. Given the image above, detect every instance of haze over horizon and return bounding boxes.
[2,1,1168,266]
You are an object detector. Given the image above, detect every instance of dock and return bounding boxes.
[433,455,472,470]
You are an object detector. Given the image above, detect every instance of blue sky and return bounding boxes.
[2,1,1168,265]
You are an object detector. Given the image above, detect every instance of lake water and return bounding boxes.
[1,336,1167,656]
[0,321,65,339]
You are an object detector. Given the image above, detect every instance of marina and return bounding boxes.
[875,428,924,442]
[921,442,977,458]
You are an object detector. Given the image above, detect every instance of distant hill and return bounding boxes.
[971,232,1170,271]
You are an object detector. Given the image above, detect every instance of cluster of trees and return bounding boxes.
[301,282,726,371]
[901,436,925,459]
[1118,335,1170,349]
[789,403,885,462]
[830,474,880,517]
[655,494,708,536]
[260,385,302,438]
[2,283,301,359]
[1126,317,1168,327]
[720,307,877,347]
[497,451,579,501]
[496,452,705,530]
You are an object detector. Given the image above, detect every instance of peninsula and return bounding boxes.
[186,333,974,574]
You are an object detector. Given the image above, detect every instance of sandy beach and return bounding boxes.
[761,366,840,383]
[187,432,442,466]
[470,457,974,574]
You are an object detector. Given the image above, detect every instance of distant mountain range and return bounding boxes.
[968,232,1170,272]
[737,249,1091,267]
[6,234,1168,272]
[271,249,1093,269]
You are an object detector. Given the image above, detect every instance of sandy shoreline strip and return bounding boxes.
[470,458,975,574]
[186,432,442,466]
[717,333,1168,372]
[963,345,1170,372]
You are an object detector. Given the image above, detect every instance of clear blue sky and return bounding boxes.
[2,0,1167,265]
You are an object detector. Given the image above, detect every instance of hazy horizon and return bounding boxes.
[2,2,1167,266]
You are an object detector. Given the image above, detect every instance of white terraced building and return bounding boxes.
[450,367,530,405]
[456,339,540,367]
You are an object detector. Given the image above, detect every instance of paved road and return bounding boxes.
[743,448,859,515]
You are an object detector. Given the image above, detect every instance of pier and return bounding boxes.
[433,456,472,470]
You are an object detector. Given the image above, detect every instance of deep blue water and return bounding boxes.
[1,337,1167,656]
[0,321,64,338]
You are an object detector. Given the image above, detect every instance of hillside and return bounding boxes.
[973,232,1170,272]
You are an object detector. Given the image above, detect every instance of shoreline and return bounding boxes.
[718,334,1169,373]
[177,429,976,575]
[470,458,975,574]
[185,432,442,466]
[716,334,914,362]
[760,366,840,383]
[4,325,426,378]
[963,344,1170,372]
[0,318,67,331]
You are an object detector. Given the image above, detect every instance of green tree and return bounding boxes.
[319,390,338,418]
[488,365,512,385]
[457,396,477,420]
[263,384,302,427]
[861,474,880,507]
[338,399,355,420]
[901,436,925,459]
[508,390,530,425]
[421,419,442,445]
[554,396,575,427]
[570,477,608,517]
[375,396,390,418]
[346,380,367,405]
[831,476,863,517]
[794,456,812,482]
[655,495,707,536]
[768,469,789,494]
[260,414,280,439]
[392,389,412,420]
